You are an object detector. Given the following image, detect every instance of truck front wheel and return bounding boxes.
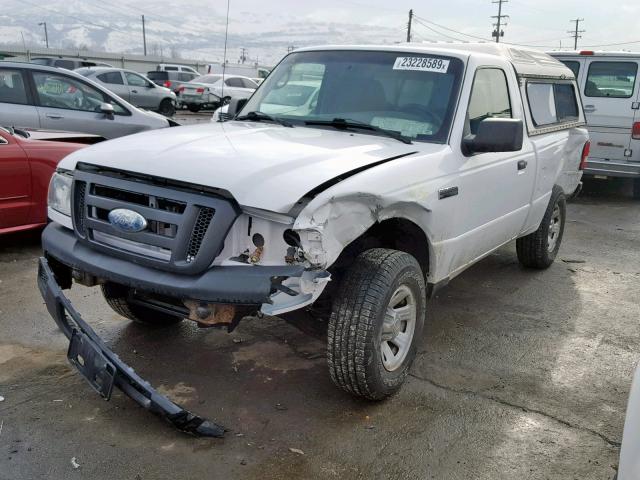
[327,249,426,400]
[101,282,183,326]
[516,186,566,269]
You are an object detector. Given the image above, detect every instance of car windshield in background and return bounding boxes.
[240,50,464,143]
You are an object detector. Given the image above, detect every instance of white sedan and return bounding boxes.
[179,74,258,112]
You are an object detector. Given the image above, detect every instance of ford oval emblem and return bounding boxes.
[108,208,148,233]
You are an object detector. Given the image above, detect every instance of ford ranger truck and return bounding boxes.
[38,43,589,435]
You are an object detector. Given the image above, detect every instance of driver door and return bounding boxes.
[30,70,123,138]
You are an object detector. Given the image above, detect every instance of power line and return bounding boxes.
[412,18,468,42]
[568,18,585,50]
[491,0,508,43]
[413,14,488,41]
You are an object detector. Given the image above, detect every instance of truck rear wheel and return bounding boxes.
[516,186,566,269]
[327,249,426,400]
[187,104,201,113]
[101,282,183,326]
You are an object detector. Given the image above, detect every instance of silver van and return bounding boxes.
[550,51,640,197]
[0,62,175,139]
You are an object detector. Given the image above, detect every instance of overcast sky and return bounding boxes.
[2,0,639,64]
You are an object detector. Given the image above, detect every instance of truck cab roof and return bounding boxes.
[297,42,574,80]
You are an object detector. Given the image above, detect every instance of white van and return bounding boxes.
[156,64,200,75]
[550,51,640,197]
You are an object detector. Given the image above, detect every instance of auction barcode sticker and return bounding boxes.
[393,57,450,73]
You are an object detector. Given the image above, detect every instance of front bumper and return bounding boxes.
[42,223,305,304]
[37,257,225,437]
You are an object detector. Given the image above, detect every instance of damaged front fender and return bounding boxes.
[294,193,434,270]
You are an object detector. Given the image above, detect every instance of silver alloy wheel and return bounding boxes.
[381,284,417,372]
[547,204,562,253]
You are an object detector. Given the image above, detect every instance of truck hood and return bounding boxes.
[59,121,423,213]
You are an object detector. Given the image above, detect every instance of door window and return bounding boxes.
[97,71,124,85]
[0,69,29,105]
[585,61,638,98]
[125,72,149,87]
[164,66,179,71]
[560,60,580,79]
[466,68,512,135]
[53,59,76,70]
[241,78,258,88]
[32,71,126,114]
[177,73,193,82]
[225,77,244,88]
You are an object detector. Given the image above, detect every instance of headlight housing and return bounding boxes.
[48,171,73,217]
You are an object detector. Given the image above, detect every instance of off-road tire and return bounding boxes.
[327,248,426,401]
[516,186,566,269]
[633,178,640,200]
[158,98,175,117]
[187,104,201,113]
[101,282,183,326]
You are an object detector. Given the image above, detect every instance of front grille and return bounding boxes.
[186,207,215,261]
[71,168,239,274]
[73,181,87,237]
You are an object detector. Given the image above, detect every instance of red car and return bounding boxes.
[0,127,101,235]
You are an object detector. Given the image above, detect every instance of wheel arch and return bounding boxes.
[294,194,435,280]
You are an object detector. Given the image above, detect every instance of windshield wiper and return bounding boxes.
[304,118,413,144]
[235,111,293,128]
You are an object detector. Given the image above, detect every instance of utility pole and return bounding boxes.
[568,18,585,50]
[141,15,147,56]
[38,22,48,48]
[407,9,413,43]
[491,0,508,43]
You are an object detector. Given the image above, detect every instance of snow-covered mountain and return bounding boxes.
[1,0,405,65]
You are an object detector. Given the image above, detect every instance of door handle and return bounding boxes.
[583,104,596,113]
[131,89,138,93]
[45,113,63,119]
[517,160,528,171]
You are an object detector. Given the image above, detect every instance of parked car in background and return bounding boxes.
[30,57,113,70]
[76,67,177,117]
[0,126,101,235]
[39,43,588,434]
[156,64,200,75]
[211,80,319,121]
[179,74,258,112]
[146,70,198,96]
[550,50,640,198]
[0,62,177,139]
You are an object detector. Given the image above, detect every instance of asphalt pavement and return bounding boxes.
[0,178,638,479]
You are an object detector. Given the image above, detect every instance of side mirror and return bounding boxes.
[463,118,523,154]
[226,97,248,118]
[100,102,115,118]
[147,82,155,88]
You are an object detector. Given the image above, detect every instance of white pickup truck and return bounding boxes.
[39,43,589,435]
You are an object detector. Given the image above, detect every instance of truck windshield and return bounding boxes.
[239,50,464,143]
